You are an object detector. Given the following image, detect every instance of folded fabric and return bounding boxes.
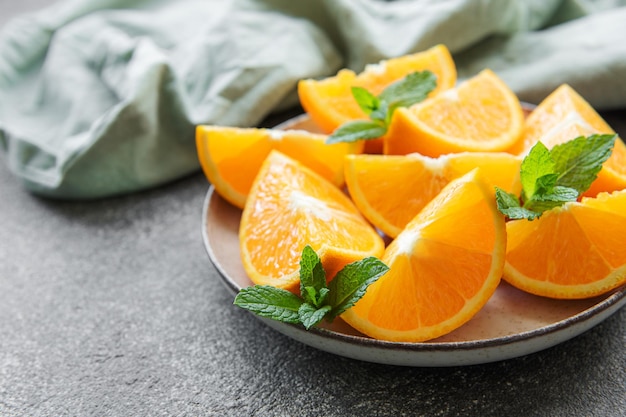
[0,0,625,199]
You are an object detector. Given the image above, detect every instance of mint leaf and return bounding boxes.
[351,86,380,116]
[520,141,555,201]
[234,286,303,324]
[299,245,327,307]
[298,303,332,330]
[550,134,616,193]
[369,101,389,123]
[378,71,437,119]
[326,70,437,144]
[524,185,578,213]
[497,134,617,221]
[327,257,389,320]
[302,286,330,309]
[495,187,534,220]
[234,247,389,330]
[326,120,387,144]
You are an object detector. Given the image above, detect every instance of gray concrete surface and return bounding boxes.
[1,2,625,416]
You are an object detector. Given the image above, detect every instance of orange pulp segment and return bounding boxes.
[239,150,385,293]
[384,69,524,156]
[344,152,521,237]
[509,84,626,197]
[504,189,626,299]
[298,44,457,153]
[341,169,507,342]
[196,125,363,209]
[509,84,614,153]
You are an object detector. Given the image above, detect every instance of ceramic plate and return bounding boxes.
[201,113,626,367]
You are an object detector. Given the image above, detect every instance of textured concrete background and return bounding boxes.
[1,2,625,416]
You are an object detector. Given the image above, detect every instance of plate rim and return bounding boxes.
[201,186,626,358]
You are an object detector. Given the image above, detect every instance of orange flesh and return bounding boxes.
[240,151,384,291]
[298,44,457,135]
[504,190,626,298]
[196,126,362,209]
[342,170,506,342]
[384,69,524,156]
[344,152,520,238]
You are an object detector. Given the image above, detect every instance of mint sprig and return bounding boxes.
[326,70,437,144]
[496,134,617,220]
[234,245,389,329]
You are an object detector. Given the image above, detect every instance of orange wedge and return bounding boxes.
[508,84,626,197]
[196,125,362,209]
[504,190,626,299]
[239,150,385,293]
[510,84,614,153]
[298,44,457,153]
[344,152,521,237]
[341,169,507,342]
[384,69,524,156]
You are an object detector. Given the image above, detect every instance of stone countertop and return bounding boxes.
[1,2,625,416]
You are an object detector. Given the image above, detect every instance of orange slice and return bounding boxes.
[344,152,521,237]
[508,84,626,197]
[510,84,614,153]
[504,190,626,299]
[384,69,524,156]
[298,44,457,153]
[239,150,385,293]
[341,169,507,342]
[196,125,363,209]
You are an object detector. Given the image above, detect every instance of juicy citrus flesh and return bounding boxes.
[196,125,362,209]
[341,170,507,342]
[511,84,614,153]
[508,84,626,197]
[344,152,521,238]
[384,69,524,157]
[590,141,626,197]
[504,189,626,299]
[297,44,457,137]
[239,150,385,292]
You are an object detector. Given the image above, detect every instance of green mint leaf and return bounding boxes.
[326,120,387,144]
[378,70,437,111]
[302,286,330,308]
[298,303,332,330]
[495,187,521,211]
[302,286,317,305]
[327,70,438,144]
[524,185,579,214]
[533,173,559,196]
[326,257,389,320]
[234,285,303,324]
[317,287,330,306]
[299,245,327,306]
[520,141,555,202]
[351,86,380,116]
[495,187,540,220]
[235,246,389,331]
[498,134,617,221]
[369,101,389,123]
[550,134,616,193]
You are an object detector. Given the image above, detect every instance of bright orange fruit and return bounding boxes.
[384,69,524,156]
[504,190,626,299]
[508,84,626,197]
[239,150,385,293]
[344,152,521,238]
[298,44,457,153]
[196,125,362,209]
[509,84,614,153]
[341,169,507,342]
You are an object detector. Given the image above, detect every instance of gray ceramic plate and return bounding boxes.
[202,186,626,367]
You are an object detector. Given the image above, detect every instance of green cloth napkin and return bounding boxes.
[1,0,625,199]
